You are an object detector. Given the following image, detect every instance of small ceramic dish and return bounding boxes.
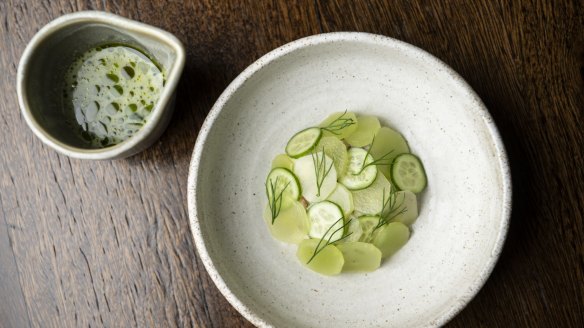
[17,11,185,160]
[188,32,511,327]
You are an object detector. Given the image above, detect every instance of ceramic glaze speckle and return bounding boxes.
[188,33,511,327]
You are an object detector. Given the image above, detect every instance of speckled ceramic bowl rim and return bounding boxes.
[17,11,185,160]
[187,32,512,327]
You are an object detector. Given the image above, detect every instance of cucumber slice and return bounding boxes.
[263,199,310,244]
[340,148,377,190]
[337,215,362,243]
[358,216,380,243]
[344,115,380,147]
[307,201,345,241]
[391,153,427,193]
[337,242,382,272]
[352,172,393,216]
[372,222,410,259]
[296,239,344,275]
[319,112,358,139]
[314,136,349,176]
[293,152,337,203]
[271,154,294,171]
[326,184,354,217]
[369,127,410,180]
[391,191,419,226]
[265,168,301,208]
[286,127,322,158]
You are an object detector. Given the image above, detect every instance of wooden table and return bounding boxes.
[1,1,582,327]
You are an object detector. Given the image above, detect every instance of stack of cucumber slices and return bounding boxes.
[264,112,427,275]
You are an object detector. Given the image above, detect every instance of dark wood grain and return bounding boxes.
[0,0,582,327]
[0,217,31,328]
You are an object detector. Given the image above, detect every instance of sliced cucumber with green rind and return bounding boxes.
[326,184,354,217]
[340,148,377,190]
[391,153,427,193]
[307,201,345,241]
[372,222,410,259]
[296,239,344,275]
[265,168,301,208]
[286,127,322,158]
[337,242,382,272]
[271,154,295,171]
[344,115,381,147]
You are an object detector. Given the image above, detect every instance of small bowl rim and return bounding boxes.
[187,32,512,327]
[16,10,186,160]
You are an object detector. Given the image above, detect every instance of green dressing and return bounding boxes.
[62,45,164,148]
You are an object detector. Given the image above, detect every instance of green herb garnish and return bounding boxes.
[311,149,334,197]
[320,110,356,135]
[265,176,290,224]
[358,135,395,174]
[306,217,353,264]
[373,187,407,232]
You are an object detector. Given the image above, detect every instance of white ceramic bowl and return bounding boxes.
[188,32,511,327]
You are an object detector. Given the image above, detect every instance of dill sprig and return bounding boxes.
[358,135,395,174]
[320,110,356,135]
[265,176,290,224]
[311,149,334,197]
[372,187,407,232]
[306,217,353,264]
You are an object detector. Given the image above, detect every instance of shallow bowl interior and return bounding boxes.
[189,33,510,328]
[19,12,183,155]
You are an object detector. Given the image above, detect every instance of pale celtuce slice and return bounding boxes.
[293,152,337,203]
[338,215,362,243]
[336,242,382,272]
[344,115,381,147]
[373,222,410,259]
[263,198,310,244]
[391,191,419,226]
[358,216,380,243]
[326,184,354,217]
[271,154,295,171]
[314,136,349,176]
[319,112,358,139]
[296,239,344,275]
[352,172,392,216]
[369,127,410,179]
